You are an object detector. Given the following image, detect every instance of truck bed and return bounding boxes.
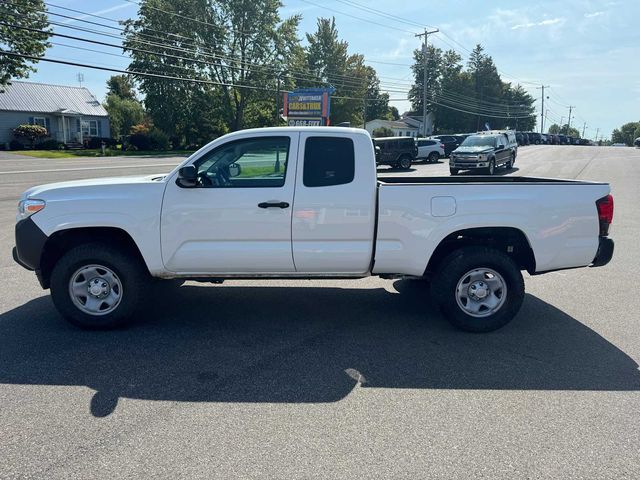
[377,176,606,185]
[373,176,611,276]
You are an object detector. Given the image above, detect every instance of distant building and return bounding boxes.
[0,81,110,148]
[365,112,434,137]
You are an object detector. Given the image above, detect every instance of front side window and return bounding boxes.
[303,137,355,187]
[194,136,290,188]
[82,120,98,137]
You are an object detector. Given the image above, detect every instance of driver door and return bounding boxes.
[161,134,298,274]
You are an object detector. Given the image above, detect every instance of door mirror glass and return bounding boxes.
[176,165,198,188]
[228,162,242,177]
[497,144,505,150]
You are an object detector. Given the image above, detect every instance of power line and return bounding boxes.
[298,0,419,34]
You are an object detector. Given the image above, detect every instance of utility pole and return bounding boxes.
[415,28,438,137]
[363,95,368,129]
[275,75,281,127]
[566,105,575,134]
[595,127,600,141]
[76,72,84,87]
[536,85,550,133]
[582,122,587,138]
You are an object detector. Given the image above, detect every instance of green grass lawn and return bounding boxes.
[14,149,195,159]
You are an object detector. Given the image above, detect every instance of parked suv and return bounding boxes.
[373,137,417,170]
[558,134,568,145]
[416,138,444,163]
[526,132,543,145]
[450,132,517,175]
[429,135,460,156]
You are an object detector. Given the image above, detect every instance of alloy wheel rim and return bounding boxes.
[455,268,507,318]
[69,264,123,316]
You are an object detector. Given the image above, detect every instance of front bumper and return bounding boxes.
[591,237,614,267]
[13,217,48,271]
[450,159,488,169]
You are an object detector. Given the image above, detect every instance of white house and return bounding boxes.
[365,112,435,138]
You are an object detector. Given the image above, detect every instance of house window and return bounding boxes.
[81,120,99,137]
[33,117,46,128]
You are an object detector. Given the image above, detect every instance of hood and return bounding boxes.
[21,174,167,200]
[453,146,494,154]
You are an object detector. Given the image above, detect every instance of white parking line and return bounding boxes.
[0,163,180,175]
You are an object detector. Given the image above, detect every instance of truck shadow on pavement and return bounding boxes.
[1,280,639,417]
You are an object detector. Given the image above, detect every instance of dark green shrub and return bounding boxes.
[35,139,63,150]
[86,137,117,149]
[9,140,24,150]
[128,128,169,150]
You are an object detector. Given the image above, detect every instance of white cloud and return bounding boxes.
[511,18,565,30]
[584,11,606,18]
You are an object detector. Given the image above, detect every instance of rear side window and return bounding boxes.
[303,137,355,187]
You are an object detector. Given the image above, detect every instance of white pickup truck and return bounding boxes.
[14,127,615,332]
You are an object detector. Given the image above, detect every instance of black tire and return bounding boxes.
[431,247,525,333]
[484,158,495,175]
[50,242,147,329]
[506,154,515,170]
[398,155,412,170]
[428,151,439,163]
[449,168,459,175]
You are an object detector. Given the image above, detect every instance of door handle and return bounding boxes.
[258,201,290,209]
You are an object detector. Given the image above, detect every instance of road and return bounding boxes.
[1,145,639,479]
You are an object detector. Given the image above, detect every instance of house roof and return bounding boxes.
[367,119,418,130]
[0,81,108,116]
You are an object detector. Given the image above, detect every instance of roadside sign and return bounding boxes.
[283,88,334,126]
[287,118,323,127]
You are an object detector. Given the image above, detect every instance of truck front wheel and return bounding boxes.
[431,247,525,332]
[50,242,146,329]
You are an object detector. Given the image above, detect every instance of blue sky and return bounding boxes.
[26,0,640,139]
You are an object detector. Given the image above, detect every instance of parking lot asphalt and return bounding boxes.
[1,145,640,479]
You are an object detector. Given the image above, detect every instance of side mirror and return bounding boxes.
[497,144,505,150]
[228,162,242,177]
[176,165,198,188]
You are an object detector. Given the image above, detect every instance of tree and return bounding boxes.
[409,43,535,134]
[106,75,137,100]
[300,17,385,126]
[612,121,640,146]
[550,123,580,137]
[0,0,51,86]
[387,106,400,120]
[124,0,301,143]
[104,94,145,140]
[372,127,393,137]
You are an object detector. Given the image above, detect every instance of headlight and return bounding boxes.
[18,199,46,220]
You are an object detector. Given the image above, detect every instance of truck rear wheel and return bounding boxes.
[431,247,525,332]
[50,242,146,329]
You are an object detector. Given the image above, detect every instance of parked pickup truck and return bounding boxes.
[14,127,615,332]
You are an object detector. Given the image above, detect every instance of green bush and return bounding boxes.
[13,124,48,148]
[128,128,169,150]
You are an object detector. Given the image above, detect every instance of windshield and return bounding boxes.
[460,136,496,148]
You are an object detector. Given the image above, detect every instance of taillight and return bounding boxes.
[440,143,445,149]
[596,195,614,236]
